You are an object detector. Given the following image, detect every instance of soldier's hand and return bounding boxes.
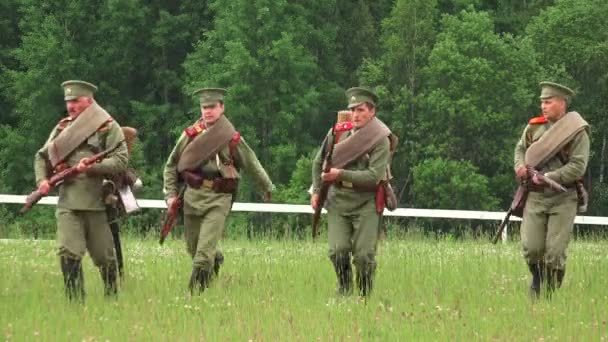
[321,168,342,182]
[38,180,51,195]
[76,157,92,172]
[311,194,319,209]
[166,196,177,208]
[531,173,544,185]
[515,165,528,179]
[263,191,272,203]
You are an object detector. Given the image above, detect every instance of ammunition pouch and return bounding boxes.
[181,170,238,194]
[213,177,239,194]
[181,170,205,188]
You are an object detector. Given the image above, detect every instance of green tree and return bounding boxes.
[359,0,439,205]
[413,157,498,210]
[418,8,541,206]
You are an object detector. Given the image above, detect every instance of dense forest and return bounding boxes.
[1,0,607,237]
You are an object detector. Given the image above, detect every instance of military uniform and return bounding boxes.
[163,88,273,293]
[34,80,128,301]
[514,82,590,297]
[312,87,394,297]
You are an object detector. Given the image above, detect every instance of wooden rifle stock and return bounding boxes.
[21,140,125,214]
[492,185,528,244]
[312,127,337,240]
[159,186,185,245]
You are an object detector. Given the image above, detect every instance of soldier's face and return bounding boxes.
[201,102,224,125]
[66,97,93,117]
[351,103,375,128]
[541,97,567,122]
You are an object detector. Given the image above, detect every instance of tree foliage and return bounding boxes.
[2,0,608,235]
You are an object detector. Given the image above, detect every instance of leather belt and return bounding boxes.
[336,181,376,192]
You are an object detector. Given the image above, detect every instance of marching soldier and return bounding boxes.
[311,87,397,297]
[163,88,274,294]
[514,81,590,297]
[34,80,128,301]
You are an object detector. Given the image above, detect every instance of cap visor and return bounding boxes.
[200,100,220,107]
[347,102,364,109]
[64,95,78,101]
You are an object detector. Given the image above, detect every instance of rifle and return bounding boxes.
[492,167,567,244]
[159,186,185,245]
[312,125,337,240]
[21,140,125,214]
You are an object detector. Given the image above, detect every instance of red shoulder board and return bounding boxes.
[106,118,113,123]
[528,116,547,125]
[334,122,354,132]
[184,121,206,138]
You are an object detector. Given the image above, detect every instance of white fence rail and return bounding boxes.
[2,194,608,225]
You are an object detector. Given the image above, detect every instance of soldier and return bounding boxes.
[514,81,590,298]
[102,126,142,278]
[34,80,128,301]
[311,87,397,297]
[163,88,274,294]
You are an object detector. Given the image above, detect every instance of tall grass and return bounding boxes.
[1,237,607,340]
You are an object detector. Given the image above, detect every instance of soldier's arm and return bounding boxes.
[163,133,187,200]
[34,127,58,186]
[545,130,590,184]
[311,134,328,194]
[513,126,528,171]
[88,121,128,175]
[234,138,274,193]
[337,137,390,187]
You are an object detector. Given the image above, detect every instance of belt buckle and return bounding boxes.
[341,181,353,188]
[202,179,214,189]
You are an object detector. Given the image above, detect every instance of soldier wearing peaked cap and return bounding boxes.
[311,87,398,297]
[163,87,274,294]
[514,81,590,298]
[34,80,129,301]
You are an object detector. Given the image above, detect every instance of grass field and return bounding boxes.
[1,237,608,340]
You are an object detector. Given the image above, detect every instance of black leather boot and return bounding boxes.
[100,262,118,297]
[527,262,543,298]
[556,268,566,288]
[213,252,225,278]
[356,267,375,297]
[331,254,353,295]
[60,257,85,302]
[188,267,211,294]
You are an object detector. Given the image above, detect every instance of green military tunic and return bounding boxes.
[514,118,590,270]
[312,127,391,288]
[163,118,274,271]
[34,116,128,265]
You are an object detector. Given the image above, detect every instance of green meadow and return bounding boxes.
[1,238,607,340]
